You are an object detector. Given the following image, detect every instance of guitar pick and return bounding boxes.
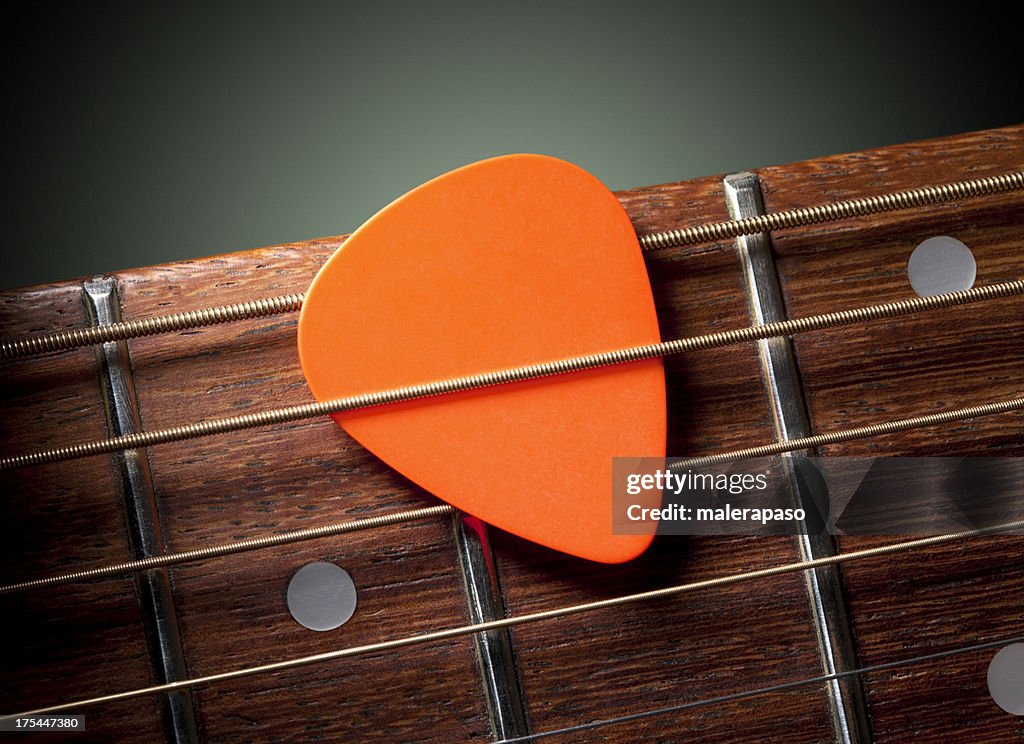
[297,154,665,562]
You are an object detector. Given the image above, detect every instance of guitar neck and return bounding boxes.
[1,124,1022,742]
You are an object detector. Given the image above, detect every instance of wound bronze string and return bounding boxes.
[0,293,305,360]
[1,167,1021,732]
[1,170,1020,360]
[636,170,1024,250]
[5,518,1022,719]
[2,278,1022,471]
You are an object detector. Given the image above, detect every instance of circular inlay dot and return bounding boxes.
[987,643,1024,715]
[907,236,976,297]
[286,561,357,631]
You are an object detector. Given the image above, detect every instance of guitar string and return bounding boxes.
[0,504,456,595]
[2,278,1022,471]
[495,633,1024,742]
[6,518,1022,719]
[1,172,1021,729]
[2,394,1022,596]
[1,169,1020,360]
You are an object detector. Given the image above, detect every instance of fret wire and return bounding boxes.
[2,392,1023,596]
[496,633,1024,743]
[6,518,1022,720]
[1,166,1020,734]
[2,278,1021,471]
[1,170,1020,360]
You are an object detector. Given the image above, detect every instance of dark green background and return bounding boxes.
[2,2,1020,290]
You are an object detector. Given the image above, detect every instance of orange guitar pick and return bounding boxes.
[297,154,665,562]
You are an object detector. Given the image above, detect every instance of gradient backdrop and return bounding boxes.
[2,2,1021,290]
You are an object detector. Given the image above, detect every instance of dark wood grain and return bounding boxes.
[492,212,833,741]
[762,125,1024,742]
[0,286,166,743]
[117,243,494,742]
[0,125,1021,742]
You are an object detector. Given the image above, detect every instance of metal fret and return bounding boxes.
[83,277,200,744]
[453,515,532,740]
[1,139,1021,742]
[724,173,871,744]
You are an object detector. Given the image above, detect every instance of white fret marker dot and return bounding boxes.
[987,643,1024,715]
[907,236,976,297]
[287,562,358,631]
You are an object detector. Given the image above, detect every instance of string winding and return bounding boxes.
[2,170,1020,360]
[1,164,1022,734]
[638,170,1024,249]
[2,278,1021,470]
[1,293,304,359]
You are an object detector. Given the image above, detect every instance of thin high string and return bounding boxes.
[0,504,456,594]
[495,633,1024,742]
[2,278,1022,471]
[2,393,1022,596]
[5,518,1022,719]
[0,170,1020,730]
[1,170,1020,360]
